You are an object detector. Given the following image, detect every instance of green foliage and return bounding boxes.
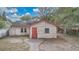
[0,16,5,21]
[48,7,79,27]
[0,16,6,28]
[66,30,79,36]
[33,7,79,29]
[36,7,79,34]
[0,21,5,28]
[21,15,32,21]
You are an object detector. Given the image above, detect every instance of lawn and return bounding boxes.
[0,36,30,51]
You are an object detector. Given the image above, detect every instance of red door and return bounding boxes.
[32,27,37,39]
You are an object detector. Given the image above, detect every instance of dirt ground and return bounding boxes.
[39,34,79,51]
[26,34,79,51]
[0,36,30,51]
[0,34,79,51]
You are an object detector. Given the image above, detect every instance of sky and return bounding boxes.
[4,7,39,22]
[6,7,39,17]
[16,7,38,16]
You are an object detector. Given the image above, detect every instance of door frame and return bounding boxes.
[32,27,37,39]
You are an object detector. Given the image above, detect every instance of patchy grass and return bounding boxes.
[0,36,30,51]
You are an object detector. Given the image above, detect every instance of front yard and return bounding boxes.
[0,34,79,51]
[39,34,79,51]
[0,36,30,51]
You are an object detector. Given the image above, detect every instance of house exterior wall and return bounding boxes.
[30,21,57,39]
[9,27,30,36]
[0,29,9,38]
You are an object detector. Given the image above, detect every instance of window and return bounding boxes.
[45,28,49,33]
[21,28,27,33]
[24,28,27,32]
[21,28,23,32]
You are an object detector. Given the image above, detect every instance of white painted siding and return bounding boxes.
[30,21,57,39]
[0,29,8,38]
[9,27,29,36]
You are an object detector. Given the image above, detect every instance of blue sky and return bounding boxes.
[5,7,39,21]
[16,7,38,16]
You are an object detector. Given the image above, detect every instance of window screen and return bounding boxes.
[45,28,49,33]
[21,28,23,32]
[24,28,27,32]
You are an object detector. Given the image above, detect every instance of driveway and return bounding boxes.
[26,39,69,51]
[26,39,44,51]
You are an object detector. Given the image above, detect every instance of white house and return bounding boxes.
[9,22,30,36]
[30,20,57,39]
[9,20,57,39]
[0,29,9,38]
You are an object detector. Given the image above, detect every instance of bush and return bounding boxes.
[66,29,79,36]
[0,21,5,28]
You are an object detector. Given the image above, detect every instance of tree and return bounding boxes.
[34,7,79,33]
[0,21,5,28]
[0,8,7,28]
[34,7,57,21]
[0,16,5,28]
[52,7,79,33]
[21,15,32,21]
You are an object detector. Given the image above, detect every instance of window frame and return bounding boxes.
[21,28,27,33]
[24,28,27,32]
[45,28,50,33]
[21,28,23,33]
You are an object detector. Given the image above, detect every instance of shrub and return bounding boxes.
[0,21,5,28]
[66,29,79,36]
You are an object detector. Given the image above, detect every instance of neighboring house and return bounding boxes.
[9,20,57,39]
[0,29,9,38]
